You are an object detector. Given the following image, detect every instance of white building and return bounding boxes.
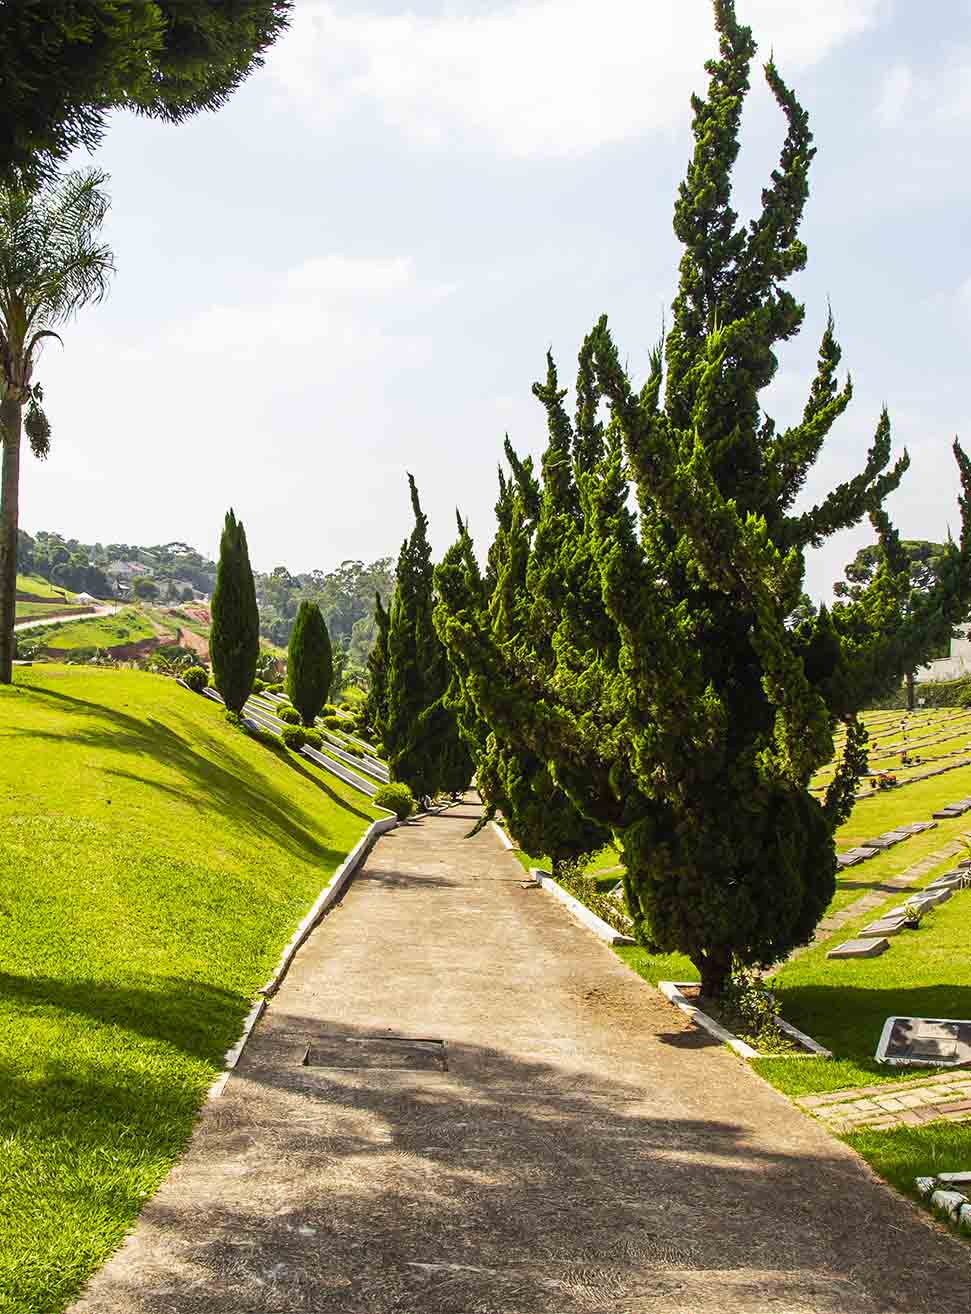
[915,635,971,683]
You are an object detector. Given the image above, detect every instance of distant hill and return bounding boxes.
[17,529,394,678]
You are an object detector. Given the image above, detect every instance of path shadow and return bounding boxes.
[59,1009,971,1314]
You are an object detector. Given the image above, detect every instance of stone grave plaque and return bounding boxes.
[859,915,908,939]
[877,1017,971,1066]
[925,874,964,891]
[836,853,862,868]
[861,836,898,850]
[933,808,963,819]
[827,937,889,960]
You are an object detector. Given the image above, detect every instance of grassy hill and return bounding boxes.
[0,666,383,1313]
[15,573,78,601]
[22,608,158,651]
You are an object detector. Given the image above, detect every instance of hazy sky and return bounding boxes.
[20,0,971,600]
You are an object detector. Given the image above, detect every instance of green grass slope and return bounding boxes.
[21,608,156,650]
[15,574,77,601]
[0,667,382,1314]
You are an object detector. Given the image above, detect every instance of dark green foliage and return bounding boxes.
[435,463,608,875]
[321,703,339,716]
[302,727,323,749]
[280,724,307,751]
[373,781,416,820]
[835,539,965,707]
[209,509,259,714]
[181,665,207,693]
[363,591,390,735]
[435,0,971,998]
[252,678,265,694]
[276,705,301,725]
[286,600,333,727]
[321,714,344,730]
[384,475,472,799]
[0,2,291,184]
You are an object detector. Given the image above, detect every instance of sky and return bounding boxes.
[19,0,971,601]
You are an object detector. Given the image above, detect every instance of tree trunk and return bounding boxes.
[0,397,23,684]
[699,945,733,1001]
[906,669,915,711]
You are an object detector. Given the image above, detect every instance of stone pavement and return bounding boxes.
[797,1071,971,1133]
[71,798,971,1314]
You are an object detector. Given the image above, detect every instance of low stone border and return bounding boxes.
[528,867,636,946]
[207,811,398,1098]
[491,819,516,850]
[659,981,832,1060]
[916,1173,971,1231]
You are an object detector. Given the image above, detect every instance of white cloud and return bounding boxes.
[284,253,415,296]
[170,251,447,360]
[876,63,913,124]
[270,0,883,158]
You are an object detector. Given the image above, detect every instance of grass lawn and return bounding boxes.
[24,608,157,650]
[15,574,76,601]
[0,666,382,1314]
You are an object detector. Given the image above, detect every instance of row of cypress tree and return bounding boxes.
[209,507,333,727]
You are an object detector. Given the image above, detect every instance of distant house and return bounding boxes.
[106,560,152,580]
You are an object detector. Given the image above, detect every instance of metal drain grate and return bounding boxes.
[302,1036,448,1071]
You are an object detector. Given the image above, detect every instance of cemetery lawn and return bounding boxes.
[0,666,381,1314]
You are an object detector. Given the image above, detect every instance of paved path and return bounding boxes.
[72,799,970,1314]
[13,603,120,632]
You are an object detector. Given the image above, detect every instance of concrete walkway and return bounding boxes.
[72,799,970,1314]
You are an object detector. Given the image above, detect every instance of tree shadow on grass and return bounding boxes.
[0,971,249,1063]
[14,683,371,862]
[773,982,971,1064]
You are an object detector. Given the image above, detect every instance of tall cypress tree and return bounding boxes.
[363,591,390,737]
[437,0,971,997]
[287,600,333,726]
[210,508,260,714]
[384,475,442,798]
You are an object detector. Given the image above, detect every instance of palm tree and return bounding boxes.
[0,168,114,682]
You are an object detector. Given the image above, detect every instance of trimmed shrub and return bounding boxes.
[321,714,344,730]
[373,782,416,820]
[247,723,284,749]
[182,666,207,693]
[276,705,301,725]
[287,600,333,726]
[303,727,323,749]
[252,678,265,694]
[322,703,339,716]
[280,724,307,750]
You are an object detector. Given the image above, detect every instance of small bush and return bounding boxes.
[182,665,208,692]
[276,705,301,725]
[303,728,323,749]
[321,714,344,730]
[373,782,416,820]
[322,703,339,716]
[252,678,265,694]
[246,724,284,749]
[280,724,307,750]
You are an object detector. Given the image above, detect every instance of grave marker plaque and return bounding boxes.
[876,1017,971,1067]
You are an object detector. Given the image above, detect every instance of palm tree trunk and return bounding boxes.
[0,397,23,683]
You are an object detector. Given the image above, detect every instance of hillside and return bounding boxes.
[17,530,394,674]
[0,666,383,1313]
